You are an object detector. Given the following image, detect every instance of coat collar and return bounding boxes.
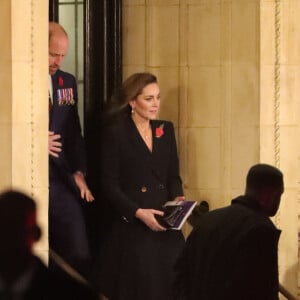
[231,195,281,237]
[231,195,261,212]
[125,116,153,156]
[124,116,165,156]
[51,70,64,93]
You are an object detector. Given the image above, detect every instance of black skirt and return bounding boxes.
[93,219,185,300]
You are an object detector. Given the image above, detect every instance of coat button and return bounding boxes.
[158,184,165,190]
[122,216,129,223]
[141,186,147,192]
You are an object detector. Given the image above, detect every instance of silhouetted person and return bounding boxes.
[174,164,284,300]
[0,190,99,299]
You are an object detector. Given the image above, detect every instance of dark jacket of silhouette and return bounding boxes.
[174,195,281,300]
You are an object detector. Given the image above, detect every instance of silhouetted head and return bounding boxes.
[245,164,284,216]
[0,190,41,259]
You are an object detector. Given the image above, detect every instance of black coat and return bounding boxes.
[48,70,90,274]
[96,116,185,300]
[49,69,86,178]
[174,195,281,300]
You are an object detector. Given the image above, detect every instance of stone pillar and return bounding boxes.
[261,0,300,296]
[0,0,48,261]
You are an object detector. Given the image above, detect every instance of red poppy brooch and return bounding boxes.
[155,123,164,138]
[58,76,64,87]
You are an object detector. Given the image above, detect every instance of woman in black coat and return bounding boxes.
[96,73,185,300]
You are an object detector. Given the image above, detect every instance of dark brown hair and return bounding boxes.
[106,72,158,118]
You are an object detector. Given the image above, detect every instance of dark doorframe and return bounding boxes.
[49,0,123,255]
[49,0,122,124]
[84,0,123,255]
[84,0,122,184]
[49,0,58,22]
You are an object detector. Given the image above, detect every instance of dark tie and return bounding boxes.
[49,91,52,111]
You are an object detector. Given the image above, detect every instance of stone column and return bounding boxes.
[261,0,300,296]
[0,0,48,261]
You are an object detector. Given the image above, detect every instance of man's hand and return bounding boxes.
[48,131,62,157]
[73,171,95,202]
[135,208,166,231]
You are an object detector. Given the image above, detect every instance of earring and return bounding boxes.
[131,107,135,114]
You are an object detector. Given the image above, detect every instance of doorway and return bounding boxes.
[49,0,122,258]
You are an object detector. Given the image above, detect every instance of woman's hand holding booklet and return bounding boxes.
[155,199,197,230]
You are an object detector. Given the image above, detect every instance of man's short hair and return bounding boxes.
[49,22,68,41]
[246,164,283,191]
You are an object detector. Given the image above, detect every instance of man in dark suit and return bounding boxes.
[48,22,94,276]
[0,190,99,299]
[174,164,284,300]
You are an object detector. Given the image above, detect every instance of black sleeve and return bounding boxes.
[100,125,139,221]
[64,76,86,174]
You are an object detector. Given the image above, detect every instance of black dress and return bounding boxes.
[96,116,185,300]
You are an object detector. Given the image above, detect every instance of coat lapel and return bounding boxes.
[49,73,59,129]
[150,120,166,178]
[124,117,167,183]
[126,117,153,157]
[51,72,59,106]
